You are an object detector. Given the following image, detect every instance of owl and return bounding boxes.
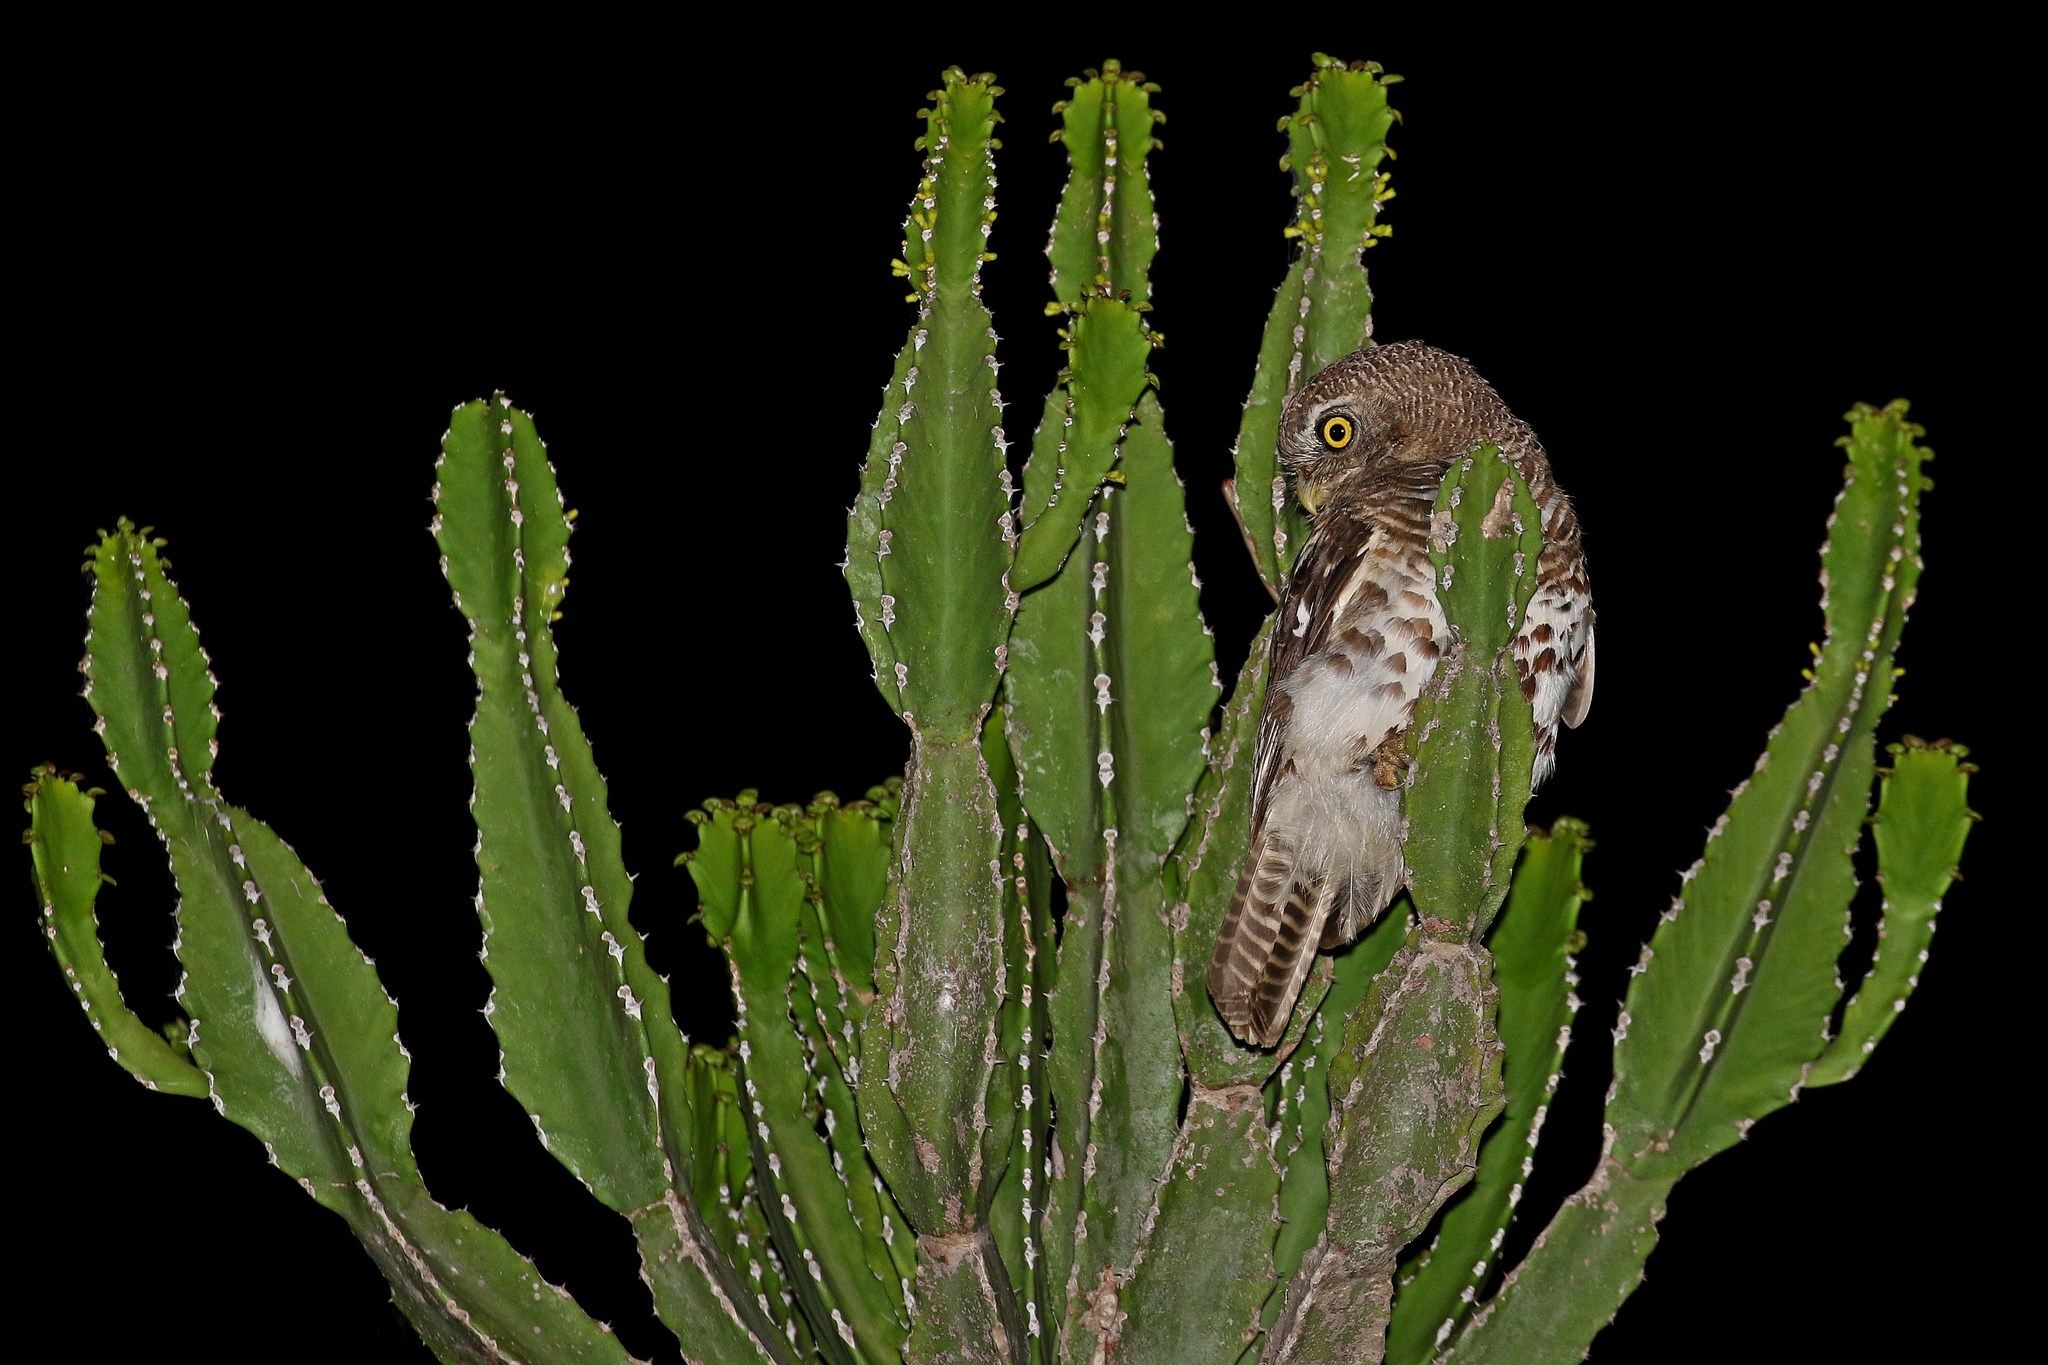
[1208,341,1594,1047]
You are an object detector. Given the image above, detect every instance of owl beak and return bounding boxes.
[1298,481,1326,515]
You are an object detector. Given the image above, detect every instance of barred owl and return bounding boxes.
[1208,341,1594,1047]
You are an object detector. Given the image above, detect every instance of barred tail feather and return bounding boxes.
[1207,827,1334,1047]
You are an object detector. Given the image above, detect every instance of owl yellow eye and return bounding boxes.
[1320,415,1354,450]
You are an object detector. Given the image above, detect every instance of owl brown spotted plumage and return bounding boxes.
[1208,341,1594,1047]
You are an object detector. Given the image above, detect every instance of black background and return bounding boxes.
[18,32,2009,1363]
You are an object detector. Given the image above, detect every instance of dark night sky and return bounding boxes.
[17,33,2010,1363]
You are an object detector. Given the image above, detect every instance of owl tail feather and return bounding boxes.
[1207,828,1336,1048]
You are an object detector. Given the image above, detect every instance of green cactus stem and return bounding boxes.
[1805,737,1972,1087]
[1229,56,1400,595]
[27,767,208,1099]
[51,524,641,1361]
[1443,401,1955,1364]
[1385,819,1589,1361]
[1263,447,1538,1363]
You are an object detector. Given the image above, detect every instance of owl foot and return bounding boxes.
[1371,732,1409,789]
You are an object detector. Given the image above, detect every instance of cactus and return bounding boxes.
[24,53,1983,1364]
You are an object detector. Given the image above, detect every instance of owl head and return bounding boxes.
[1278,340,1501,513]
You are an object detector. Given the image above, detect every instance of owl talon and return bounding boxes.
[1371,733,1409,789]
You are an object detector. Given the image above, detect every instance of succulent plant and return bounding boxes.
[21,47,1995,1364]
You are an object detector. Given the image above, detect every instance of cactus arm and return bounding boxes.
[1231,56,1400,592]
[977,754,1059,1359]
[845,80,1020,1296]
[1065,406,1215,1303]
[1016,407,1212,1349]
[846,345,920,717]
[680,796,911,1352]
[81,526,358,1205]
[1014,63,1160,595]
[975,715,1054,1359]
[1006,69,1222,1355]
[680,1042,808,1356]
[1402,448,1544,933]
[1265,448,1537,1362]
[1019,826,1060,1357]
[434,396,676,1206]
[1011,306,1155,593]
[26,768,208,1097]
[629,1192,796,1365]
[1228,256,1309,595]
[1269,941,1503,1365]
[1285,56,1398,374]
[1807,738,1972,1085]
[1447,403,1939,1364]
[1603,402,1928,1178]
[1435,1152,1672,1365]
[848,68,1013,743]
[814,793,895,1018]
[692,804,907,1364]
[1096,398,1220,855]
[856,738,1010,1225]
[1385,819,1588,1364]
[1046,60,1159,307]
[1117,1089,1286,1365]
[70,526,639,1361]
[792,856,914,1308]
[435,400,781,1358]
[1266,911,1407,1306]
[814,797,920,1295]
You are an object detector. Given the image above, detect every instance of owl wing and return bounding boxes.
[1210,464,1447,1046]
[1246,516,1354,817]
[1513,487,1595,787]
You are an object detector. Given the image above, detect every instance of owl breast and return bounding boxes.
[1207,339,1593,1048]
